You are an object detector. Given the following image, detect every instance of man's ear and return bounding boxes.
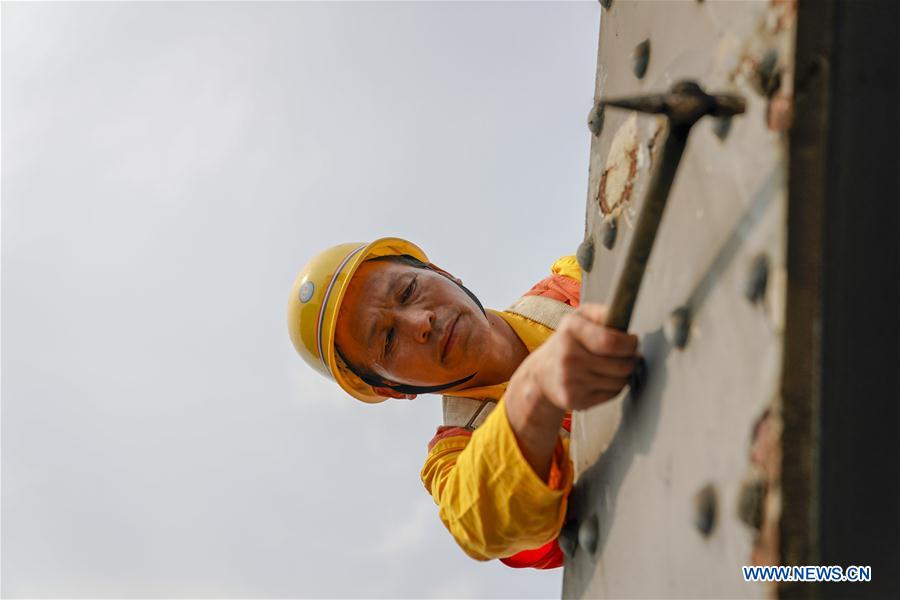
[427,262,463,286]
[372,386,417,400]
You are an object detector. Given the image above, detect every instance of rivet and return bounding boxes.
[577,514,599,555]
[664,306,692,349]
[693,483,718,537]
[713,116,732,141]
[756,49,782,98]
[632,39,651,79]
[737,474,766,531]
[576,238,595,272]
[629,356,647,395]
[745,254,770,304]
[601,219,617,249]
[559,519,579,558]
[587,102,605,136]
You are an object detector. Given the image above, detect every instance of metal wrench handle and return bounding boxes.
[600,81,745,331]
[605,130,687,331]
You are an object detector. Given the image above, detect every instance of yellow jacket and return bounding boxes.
[420,257,580,561]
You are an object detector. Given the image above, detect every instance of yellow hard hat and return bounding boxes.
[287,237,429,403]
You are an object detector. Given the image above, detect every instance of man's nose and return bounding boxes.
[400,308,435,343]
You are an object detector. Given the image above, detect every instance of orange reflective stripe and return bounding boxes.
[499,539,564,569]
[428,426,471,451]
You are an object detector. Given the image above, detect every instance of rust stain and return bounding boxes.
[597,114,639,218]
[741,405,783,570]
[729,52,759,86]
[598,147,638,215]
[728,1,795,100]
[767,93,793,132]
[732,47,782,98]
[598,171,613,214]
[770,0,797,34]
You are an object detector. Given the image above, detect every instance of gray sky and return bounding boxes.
[2,1,600,597]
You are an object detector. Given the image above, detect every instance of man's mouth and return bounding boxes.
[441,315,459,363]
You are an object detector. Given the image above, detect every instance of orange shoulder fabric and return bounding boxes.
[523,274,580,307]
[523,256,581,307]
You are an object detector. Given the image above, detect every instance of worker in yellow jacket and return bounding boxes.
[287,238,639,568]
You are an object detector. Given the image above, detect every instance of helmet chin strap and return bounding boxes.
[386,372,477,396]
[459,281,487,318]
[383,275,487,396]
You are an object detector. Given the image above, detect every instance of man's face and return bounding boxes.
[334,259,491,389]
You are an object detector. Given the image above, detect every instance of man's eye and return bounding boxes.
[384,328,395,356]
[401,278,416,303]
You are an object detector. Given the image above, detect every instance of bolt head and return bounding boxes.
[632,39,650,79]
[664,307,692,349]
[559,519,579,558]
[737,473,767,531]
[601,219,617,249]
[577,514,599,555]
[713,116,732,141]
[745,254,770,304]
[755,49,782,98]
[693,483,718,537]
[576,238,595,272]
[587,103,605,136]
[628,355,647,395]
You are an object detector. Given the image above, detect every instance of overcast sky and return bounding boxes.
[2,2,600,597]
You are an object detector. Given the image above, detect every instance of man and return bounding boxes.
[287,238,639,569]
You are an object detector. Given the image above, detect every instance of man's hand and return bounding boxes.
[504,303,640,481]
[521,303,640,411]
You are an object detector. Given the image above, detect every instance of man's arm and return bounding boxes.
[504,303,639,482]
[420,398,573,561]
[420,302,637,561]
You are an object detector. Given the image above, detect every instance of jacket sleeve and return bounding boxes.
[420,397,574,561]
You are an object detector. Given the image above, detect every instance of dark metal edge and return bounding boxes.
[782,1,900,598]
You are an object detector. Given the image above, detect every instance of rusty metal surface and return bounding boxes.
[564,1,796,597]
